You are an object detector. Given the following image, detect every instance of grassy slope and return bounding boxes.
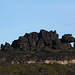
[0,63,75,75]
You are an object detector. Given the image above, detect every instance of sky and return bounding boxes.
[0,0,75,45]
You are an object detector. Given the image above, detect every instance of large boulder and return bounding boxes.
[1,42,13,51]
[61,34,75,43]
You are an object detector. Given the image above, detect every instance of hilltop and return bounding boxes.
[0,29,75,65]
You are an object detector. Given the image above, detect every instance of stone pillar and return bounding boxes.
[1,44,4,50]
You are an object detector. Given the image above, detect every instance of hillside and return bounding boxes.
[0,30,75,65]
[0,63,75,75]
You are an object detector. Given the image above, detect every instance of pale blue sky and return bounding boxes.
[0,0,75,45]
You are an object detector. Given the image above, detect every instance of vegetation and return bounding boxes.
[0,48,75,75]
[0,49,75,65]
[0,63,75,75]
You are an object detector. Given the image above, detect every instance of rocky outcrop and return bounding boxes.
[61,34,75,43]
[1,42,13,51]
[0,29,75,65]
[10,30,75,51]
[11,30,56,51]
[0,29,75,51]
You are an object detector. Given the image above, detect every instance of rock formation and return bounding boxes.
[1,29,75,51]
[1,42,13,51]
[10,29,75,51]
[0,29,75,65]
